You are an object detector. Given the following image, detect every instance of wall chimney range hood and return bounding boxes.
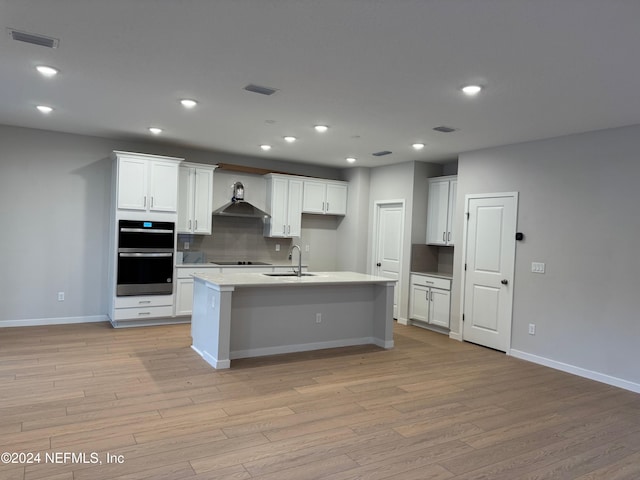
[212,182,270,219]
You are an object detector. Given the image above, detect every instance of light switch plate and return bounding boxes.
[531,262,545,274]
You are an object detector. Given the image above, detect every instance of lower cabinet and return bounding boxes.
[409,273,451,329]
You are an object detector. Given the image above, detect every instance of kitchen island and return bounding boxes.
[191,271,396,368]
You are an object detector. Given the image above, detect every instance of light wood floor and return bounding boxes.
[1,322,639,480]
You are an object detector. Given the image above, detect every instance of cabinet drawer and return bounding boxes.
[410,274,450,290]
[114,295,173,308]
[113,305,174,320]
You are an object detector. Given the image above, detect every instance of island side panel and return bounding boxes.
[228,283,390,359]
[191,278,234,369]
[372,282,396,348]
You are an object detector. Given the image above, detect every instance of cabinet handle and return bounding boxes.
[144,196,147,207]
[189,220,192,230]
[151,196,154,208]
[195,220,198,230]
[287,225,291,235]
[283,226,286,235]
[431,292,434,301]
[442,232,446,242]
[138,300,151,304]
[447,232,451,242]
[138,311,151,316]
[326,202,329,212]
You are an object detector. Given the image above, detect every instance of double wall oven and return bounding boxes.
[117,220,175,296]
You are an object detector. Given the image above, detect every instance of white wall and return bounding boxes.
[336,167,370,273]
[453,124,640,386]
[0,125,343,324]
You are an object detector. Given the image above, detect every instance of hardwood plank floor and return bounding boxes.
[1,321,639,479]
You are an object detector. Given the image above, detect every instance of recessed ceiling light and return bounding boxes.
[180,99,198,109]
[412,143,425,150]
[36,65,59,77]
[283,136,297,143]
[461,84,483,96]
[260,144,272,151]
[314,125,329,133]
[36,105,53,114]
[148,127,163,135]
[346,157,356,164]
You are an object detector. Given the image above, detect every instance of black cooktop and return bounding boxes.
[209,260,272,266]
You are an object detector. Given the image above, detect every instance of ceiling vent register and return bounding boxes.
[433,126,457,133]
[372,150,392,157]
[8,28,59,48]
[243,84,278,96]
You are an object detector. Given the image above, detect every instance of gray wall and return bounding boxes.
[453,124,640,384]
[0,124,343,324]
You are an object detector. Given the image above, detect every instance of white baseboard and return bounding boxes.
[396,317,409,326]
[231,337,379,360]
[448,331,462,341]
[191,345,230,369]
[0,315,108,328]
[510,349,640,395]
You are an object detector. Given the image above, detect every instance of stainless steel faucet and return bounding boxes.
[288,244,302,277]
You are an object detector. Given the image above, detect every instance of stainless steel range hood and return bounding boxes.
[212,182,270,219]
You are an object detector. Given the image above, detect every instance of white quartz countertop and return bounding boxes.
[177,263,305,268]
[410,271,453,280]
[192,271,397,288]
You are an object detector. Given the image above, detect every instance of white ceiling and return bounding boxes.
[1,0,639,168]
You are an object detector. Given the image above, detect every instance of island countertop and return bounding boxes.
[192,271,397,289]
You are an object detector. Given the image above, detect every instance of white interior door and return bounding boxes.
[374,202,404,318]
[462,193,518,352]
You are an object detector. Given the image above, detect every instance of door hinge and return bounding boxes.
[462,313,465,322]
[466,212,470,220]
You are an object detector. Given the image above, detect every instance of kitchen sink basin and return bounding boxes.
[262,273,316,277]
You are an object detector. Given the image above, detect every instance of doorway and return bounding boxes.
[461,192,518,352]
[373,201,405,319]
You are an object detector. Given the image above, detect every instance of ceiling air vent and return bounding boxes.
[372,150,392,157]
[8,28,59,48]
[243,84,278,96]
[433,126,457,133]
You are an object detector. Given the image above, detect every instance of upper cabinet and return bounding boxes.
[302,179,348,215]
[263,174,303,238]
[426,175,457,246]
[114,151,182,213]
[177,163,217,235]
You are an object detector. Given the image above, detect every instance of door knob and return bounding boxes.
[501,279,509,285]
[376,262,382,267]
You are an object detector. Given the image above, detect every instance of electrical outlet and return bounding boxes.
[275,244,280,252]
[305,244,310,252]
[316,313,322,323]
[184,241,190,250]
[528,323,536,335]
[58,292,65,301]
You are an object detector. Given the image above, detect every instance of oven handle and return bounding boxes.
[118,252,173,258]
[119,228,174,234]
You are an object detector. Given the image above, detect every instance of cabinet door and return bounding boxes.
[149,161,179,212]
[409,283,429,322]
[268,176,289,237]
[429,288,451,328]
[302,180,326,214]
[325,183,347,215]
[117,157,148,210]
[175,278,194,316]
[426,180,450,245]
[287,178,303,237]
[177,167,193,233]
[446,179,457,245]
[193,168,213,234]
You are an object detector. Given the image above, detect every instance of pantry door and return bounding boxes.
[462,193,518,352]
[373,201,404,319]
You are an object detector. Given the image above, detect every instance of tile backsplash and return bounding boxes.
[177,216,292,264]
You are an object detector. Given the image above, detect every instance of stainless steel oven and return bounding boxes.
[117,220,175,296]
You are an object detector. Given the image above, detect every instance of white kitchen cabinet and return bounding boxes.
[426,175,457,246]
[178,163,217,235]
[264,174,303,238]
[302,179,348,215]
[409,273,451,329]
[115,151,182,213]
